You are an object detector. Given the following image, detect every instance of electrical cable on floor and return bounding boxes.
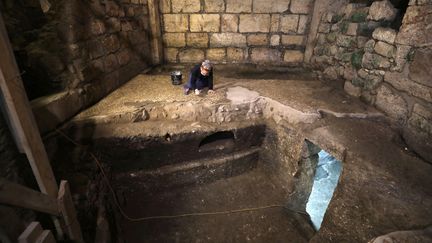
[56,129,306,221]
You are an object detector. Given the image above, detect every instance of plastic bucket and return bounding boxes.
[170,71,182,85]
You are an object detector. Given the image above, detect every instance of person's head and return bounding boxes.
[200,60,212,76]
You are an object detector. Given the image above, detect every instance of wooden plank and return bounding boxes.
[0,178,60,216]
[148,0,163,65]
[18,222,43,243]
[0,10,58,197]
[36,230,56,243]
[58,180,84,243]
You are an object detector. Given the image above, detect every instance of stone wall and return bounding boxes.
[1,0,152,100]
[161,0,314,64]
[310,0,432,163]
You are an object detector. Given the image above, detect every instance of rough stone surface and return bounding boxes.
[281,35,304,46]
[374,41,395,58]
[385,71,432,102]
[346,23,358,36]
[393,45,411,71]
[204,0,225,12]
[367,0,398,22]
[207,48,226,62]
[190,14,220,32]
[210,33,247,47]
[409,49,432,88]
[290,0,313,14]
[344,81,362,97]
[227,48,245,62]
[222,15,239,32]
[239,14,271,33]
[171,0,201,13]
[247,34,269,46]
[396,6,432,46]
[164,48,178,62]
[376,85,408,123]
[284,50,304,63]
[362,53,391,69]
[163,33,186,47]
[280,15,299,33]
[253,0,290,13]
[187,33,209,48]
[271,14,280,32]
[404,103,432,162]
[372,28,397,44]
[226,0,252,13]
[163,14,188,32]
[179,49,205,63]
[251,48,281,63]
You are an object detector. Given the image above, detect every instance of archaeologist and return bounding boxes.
[184,60,215,95]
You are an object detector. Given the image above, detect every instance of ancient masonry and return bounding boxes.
[311,0,432,162]
[161,0,313,64]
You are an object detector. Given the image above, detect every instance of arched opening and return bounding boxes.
[198,131,235,152]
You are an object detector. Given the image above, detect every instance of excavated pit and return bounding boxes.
[72,121,324,242]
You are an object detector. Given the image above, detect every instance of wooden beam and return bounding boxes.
[148,0,163,65]
[0,178,60,216]
[58,180,84,243]
[18,222,43,243]
[0,11,58,197]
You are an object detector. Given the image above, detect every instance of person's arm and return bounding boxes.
[188,67,199,90]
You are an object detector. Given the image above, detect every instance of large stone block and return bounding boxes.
[376,84,408,124]
[281,35,304,45]
[210,33,247,47]
[404,103,432,163]
[367,0,397,22]
[187,33,209,47]
[396,6,432,46]
[290,0,313,14]
[239,14,271,33]
[172,0,200,13]
[284,50,304,62]
[204,0,225,12]
[270,14,280,32]
[190,14,220,32]
[372,28,397,44]
[163,14,188,32]
[298,15,309,34]
[163,33,186,47]
[409,49,432,88]
[160,0,171,13]
[226,0,252,13]
[222,14,239,32]
[103,54,119,72]
[253,0,290,13]
[247,34,269,46]
[392,45,411,71]
[164,48,178,62]
[179,49,205,62]
[251,48,281,62]
[207,48,226,62]
[280,15,299,33]
[374,41,395,58]
[385,71,432,102]
[227,48,245,62]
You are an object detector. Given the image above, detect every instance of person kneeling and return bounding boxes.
[184,60,215,95]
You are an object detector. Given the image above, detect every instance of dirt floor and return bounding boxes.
[117,168,310,243]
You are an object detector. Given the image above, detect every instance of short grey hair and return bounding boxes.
[201,60,212,70]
